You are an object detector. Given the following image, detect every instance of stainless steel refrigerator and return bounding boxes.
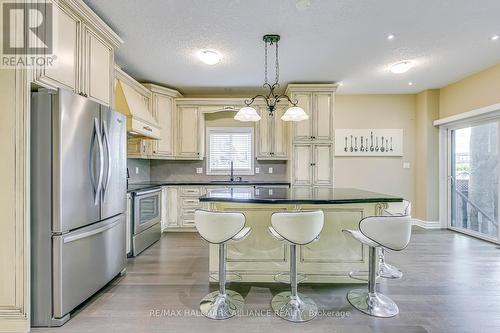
[31,89,127,327]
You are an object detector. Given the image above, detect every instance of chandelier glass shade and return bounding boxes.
[234,35,308,122]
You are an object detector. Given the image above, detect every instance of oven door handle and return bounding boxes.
[135,188,161,196]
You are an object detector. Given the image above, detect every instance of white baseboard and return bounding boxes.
[412,218,443,229]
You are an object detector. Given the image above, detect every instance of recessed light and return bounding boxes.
[198,49,222,65]
[387,34,395,40]
[408,82,413,86]
[491,35,499,41]
[338,82,344,87]
[390,61,414,74]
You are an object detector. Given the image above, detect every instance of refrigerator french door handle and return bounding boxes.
[102,120,111,201]
[94,118,104,206]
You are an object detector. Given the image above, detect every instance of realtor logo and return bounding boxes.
[1,0,55,67]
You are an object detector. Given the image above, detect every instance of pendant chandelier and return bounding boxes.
[234,35,308,122]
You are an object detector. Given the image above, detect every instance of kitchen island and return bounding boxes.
[199,187,403,283]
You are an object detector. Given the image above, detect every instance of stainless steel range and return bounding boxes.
[129,187,162,257]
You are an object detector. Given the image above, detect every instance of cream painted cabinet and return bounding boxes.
[286,84,336,143]
[290,93,313,141]
[256,106,289,160]
[36,1,80,91]
[33,0,122,107]
[153,94,175,157]
[166,187,180,228]
[292,143,333,187]
[127,137,152,158]
[83,27,113,106]
[177,106,203,159]
[292,144,313,186]
[143,84,182,159]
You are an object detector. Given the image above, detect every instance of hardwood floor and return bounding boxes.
[33,228,500,333]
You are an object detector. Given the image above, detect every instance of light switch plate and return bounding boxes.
[196,167,203,174]
[255,167,260,174]
[268,167,273,174]
[403,162,410,169]
[135,167,139,174]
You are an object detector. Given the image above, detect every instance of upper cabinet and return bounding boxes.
[33,0,123,107]
[286,84,336,143]
[256,105,289,160]
[84,27,113,106]
[142,84,182,159]
[176,106,203,159]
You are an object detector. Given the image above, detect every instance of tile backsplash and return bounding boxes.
[150,159,288,182]
[127,158,151,183]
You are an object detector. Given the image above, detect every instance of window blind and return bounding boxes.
[207,128,253,174]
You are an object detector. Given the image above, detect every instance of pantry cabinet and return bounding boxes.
[286,84,336,143]
[291,143,333,187]
[33,0,123,107]
[256,105,289,160]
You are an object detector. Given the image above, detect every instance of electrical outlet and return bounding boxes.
[403,162,410,169]
[268,167,273,174]
[196,167,203,174]
[268,189,273,195]
[255,167,260,174]
[135,167,139,174]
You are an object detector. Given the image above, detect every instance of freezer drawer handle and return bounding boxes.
[63,219,121,244]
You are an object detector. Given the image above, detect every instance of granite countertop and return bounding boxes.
[127,181,291,193]
[199,187,403,204]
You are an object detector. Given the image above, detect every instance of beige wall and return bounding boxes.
[439,63,500,118]
[334,95,416,213]
[415,90,440,221]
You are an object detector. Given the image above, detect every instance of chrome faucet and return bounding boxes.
[230,161,234,182]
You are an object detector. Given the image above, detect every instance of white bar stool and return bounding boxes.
[379,200,411,279]
[343,215,412,318]
[268,210,324,323]
[194,210,251,320]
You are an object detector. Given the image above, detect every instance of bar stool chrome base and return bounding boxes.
[271,291,318,322]
[200,290,244,320]
[347,289,399,318]
[378,261,403,279]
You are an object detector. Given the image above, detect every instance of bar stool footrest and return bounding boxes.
[273,272,307,284]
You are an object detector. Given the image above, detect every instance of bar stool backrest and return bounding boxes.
[271,210,324,245]
[359,215,412,251]
[195,210,245,244]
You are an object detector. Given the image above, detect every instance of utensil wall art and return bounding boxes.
[334,129,403,156]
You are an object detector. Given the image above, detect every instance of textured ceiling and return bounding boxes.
[84,0,500,95]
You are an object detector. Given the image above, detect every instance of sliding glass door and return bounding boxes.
[449,120,499,242]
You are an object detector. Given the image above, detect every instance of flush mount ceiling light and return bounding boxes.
[387,34,395,40]
[198,49,222,65]
[296,0,311,10]
[490,35,499,41]
[235,34,308,122]
[389,60,414,74]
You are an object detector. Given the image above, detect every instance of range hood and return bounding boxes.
[114,79,161,139]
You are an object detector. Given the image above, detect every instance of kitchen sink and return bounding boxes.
[209,180,249,183]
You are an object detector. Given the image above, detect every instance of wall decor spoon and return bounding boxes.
[370,131,374,152]
[344,137,348,152]
[390,137,393,152]
[350,135,354,152]
[375,137,379,152]
[380,136,385,152]
[354,137,358,152]
[360,136,364,152]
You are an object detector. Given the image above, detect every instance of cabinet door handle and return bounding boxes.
[143,126,153,132]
